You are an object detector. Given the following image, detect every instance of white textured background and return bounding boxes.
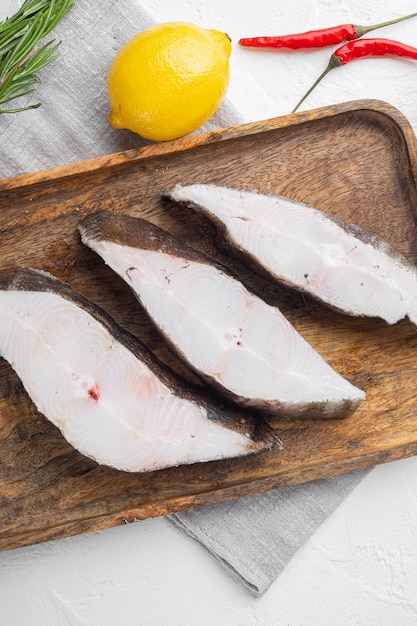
[3,0,417,624]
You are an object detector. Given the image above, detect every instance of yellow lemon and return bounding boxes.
[107,21,231,142]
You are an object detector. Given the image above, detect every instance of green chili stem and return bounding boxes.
[292,55,342,113]
[356,11,417,37]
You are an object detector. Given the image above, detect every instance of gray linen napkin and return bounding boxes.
[0,0,370,595]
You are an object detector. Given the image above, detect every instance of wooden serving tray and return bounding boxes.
[2,99,417,552]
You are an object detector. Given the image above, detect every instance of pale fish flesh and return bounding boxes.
[78,212,365,418]
[0,269,279,472]
[164,184,417,326]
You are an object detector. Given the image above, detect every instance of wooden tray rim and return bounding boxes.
[1,99,417,194]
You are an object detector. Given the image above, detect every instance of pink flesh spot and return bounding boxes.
[88,385,100,402]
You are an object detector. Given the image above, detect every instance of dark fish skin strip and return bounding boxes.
[78,211,229,274]
[0,268,280,451]
[78,212,365,420]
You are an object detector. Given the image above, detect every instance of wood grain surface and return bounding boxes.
[1,99,417,552]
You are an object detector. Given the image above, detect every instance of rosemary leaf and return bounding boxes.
[0,0,73,114]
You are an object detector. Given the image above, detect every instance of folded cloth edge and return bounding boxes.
[168,469,371,595]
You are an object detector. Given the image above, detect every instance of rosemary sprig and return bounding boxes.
[0,0,74,114]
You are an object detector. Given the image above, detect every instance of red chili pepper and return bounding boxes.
[335,38,417,63]
[292,38,417,112]
[238,12,417,50]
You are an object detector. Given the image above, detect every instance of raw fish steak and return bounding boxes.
[164,184,417,326]
[0,269,278,472]
[78,212,365,418]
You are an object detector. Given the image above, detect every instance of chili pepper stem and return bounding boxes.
[356,11,417,37]
[292,55,341,113]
